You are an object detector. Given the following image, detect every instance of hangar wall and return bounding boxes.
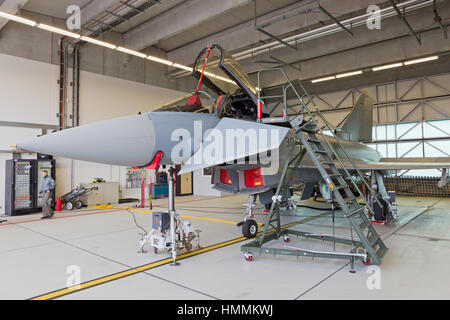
[307,74,450,126]
[0,52,215,214]
[282,73,450,176]
[0,10,197,93]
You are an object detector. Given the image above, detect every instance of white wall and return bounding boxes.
[78,69,185,124]
[0,52,220,214]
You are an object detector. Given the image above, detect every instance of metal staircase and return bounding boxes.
[241,68,388,268]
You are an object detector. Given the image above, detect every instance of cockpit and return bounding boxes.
[153,44,263,121]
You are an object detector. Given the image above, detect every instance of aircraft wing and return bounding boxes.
[179,118,289,174]
[298,157,450,170]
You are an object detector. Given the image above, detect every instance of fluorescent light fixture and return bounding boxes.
[37,23,80,39]
[404,55,439,65]
[372,62,403,72]
[0,11,37,26]
[172,63,193,72]
[215,76,236,84]
[81,36,117,49]
[336,70,363,79]
[196,70,235,84]
[203,71,217,78]
[311,76,335,83]
[0,9,254,87]
[146,55,174,66]
[116,47,147,59]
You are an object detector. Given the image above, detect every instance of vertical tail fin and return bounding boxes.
[337,93,373,142]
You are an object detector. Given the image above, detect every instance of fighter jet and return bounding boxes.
[17,44,450,238]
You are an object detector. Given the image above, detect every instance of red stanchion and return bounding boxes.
[149,176,153,210]
[140,176,145,208]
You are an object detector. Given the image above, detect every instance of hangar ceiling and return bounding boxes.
[23,0,92,19]
[12,0,450,90]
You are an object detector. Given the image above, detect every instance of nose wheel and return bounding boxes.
[242,219,258,239]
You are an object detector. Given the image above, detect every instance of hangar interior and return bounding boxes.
[0,0,449,300]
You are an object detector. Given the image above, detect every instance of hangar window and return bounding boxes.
[369,119,450,176]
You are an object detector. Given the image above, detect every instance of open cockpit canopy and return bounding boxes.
[153,45,259,116]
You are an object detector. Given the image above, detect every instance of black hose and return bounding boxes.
[126,209,148,235]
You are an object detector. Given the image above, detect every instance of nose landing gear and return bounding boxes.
[242,219,258,239]
[238,195,259,239]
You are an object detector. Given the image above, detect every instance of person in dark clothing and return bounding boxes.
[39,170,56,219]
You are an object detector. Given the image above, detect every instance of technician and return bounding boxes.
[39,170,56,219]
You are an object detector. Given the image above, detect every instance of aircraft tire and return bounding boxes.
[242,219,258,239]
[75,200,83,209]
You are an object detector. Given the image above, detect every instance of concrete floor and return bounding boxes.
[0,194,448,300]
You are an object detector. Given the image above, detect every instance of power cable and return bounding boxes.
[126,208,149,235]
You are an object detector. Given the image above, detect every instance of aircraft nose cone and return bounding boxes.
[17,114,156,167]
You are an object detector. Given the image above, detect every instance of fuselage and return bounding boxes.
[17,110,380,172]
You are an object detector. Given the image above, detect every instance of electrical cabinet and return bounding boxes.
[4,159,56,216]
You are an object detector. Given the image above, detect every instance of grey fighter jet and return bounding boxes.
[17,45,450,238]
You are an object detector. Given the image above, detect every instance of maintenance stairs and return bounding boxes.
[241,68,388,268]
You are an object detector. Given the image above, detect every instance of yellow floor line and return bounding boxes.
[88,204,241,225]
[179,215,238,225]
[30,211,329,300]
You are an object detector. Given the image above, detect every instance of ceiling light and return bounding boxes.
[336,70,363,79]
[146,55,174,66]
[404,55,439,65]
[116,47,147,59]
[37,23,80,39]
[372,62,403,71]
[0,11,37,26]
[214,75,236,84]
[311,76,335,83]
[0,9,238,85]
[172,63,193,72]
[203,71,217,78]
[80,36,117,49]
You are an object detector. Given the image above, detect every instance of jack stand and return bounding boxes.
[170,211,180,266]
[349,255,356,273]
[138,233,148,254]
[137,166,200,259]
[169,168,180,266]
[195,230,202,249]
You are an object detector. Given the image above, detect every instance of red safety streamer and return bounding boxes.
[196,46,212,91]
